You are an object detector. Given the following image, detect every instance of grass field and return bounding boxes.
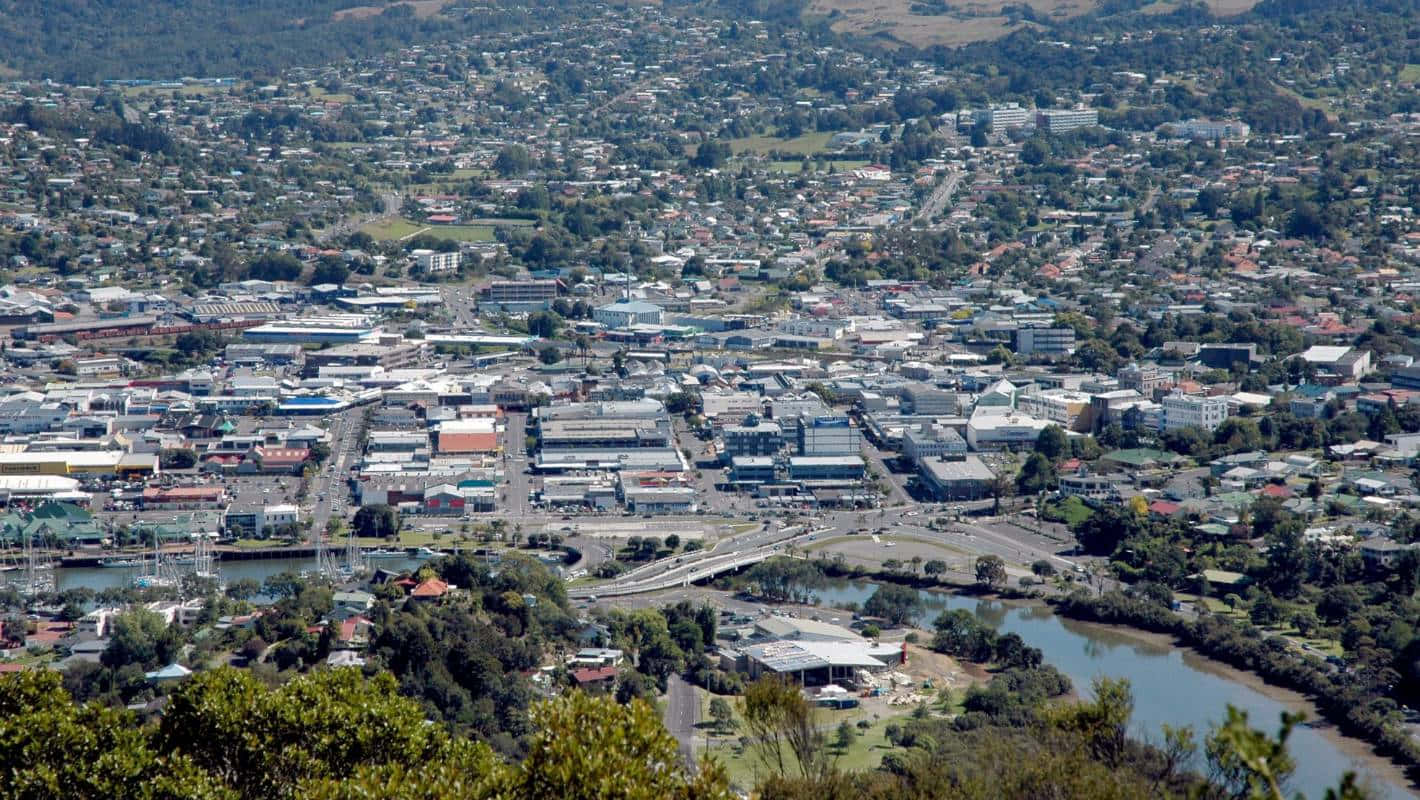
[360,218,425,240]
[730,131,834,156]
[703,704,912,791]
[1402,64,1420,84]
[426,225,495,242]
[767,159,870,173]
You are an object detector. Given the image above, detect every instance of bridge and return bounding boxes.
[567,529,828,599]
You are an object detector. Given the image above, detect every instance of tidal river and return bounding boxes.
[815,581,1416,800]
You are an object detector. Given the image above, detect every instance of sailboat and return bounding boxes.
[131,536,178,589]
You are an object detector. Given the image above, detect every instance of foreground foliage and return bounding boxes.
[0,668,730,800]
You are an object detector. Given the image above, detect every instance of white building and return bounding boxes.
[412,249,460,273]
[1016,389,1091,430]
[594,301,663,328]
[966,411,1051,451]
[1161,392,1228,432]
[1036,108,1099,134]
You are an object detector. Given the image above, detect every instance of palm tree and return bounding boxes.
[575,335,591,370]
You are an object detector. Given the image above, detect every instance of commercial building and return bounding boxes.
[723,416,783,459]
[917,455,996,500]
[1300,346,1372,382]
[1198,343,1258,371]
[244,315,377,344]
[1016,389,1091,430]
[539,418,671,450]
[594,301,663,328]
[1009,327,1076,357]
[787,456,864,482]
[794,416,860,457]
[223,503,299,537]
[966,412,1051,451]
[1161,392,1229,432]
[412,249,460,273]
[481,279,560,310]
[0,450,155,477]
[305,341,425,372]
[1058,471,1123,502]
[902,423,968,463]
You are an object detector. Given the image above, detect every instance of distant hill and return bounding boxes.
[0,0,546,82]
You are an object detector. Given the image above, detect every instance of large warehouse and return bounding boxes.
[0,450,157,477]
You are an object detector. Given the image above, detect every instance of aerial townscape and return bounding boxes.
[12,0,1420,798]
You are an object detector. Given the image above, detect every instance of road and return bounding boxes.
[502,412,530,515]
[307,407,366,533]
[913,169,962,227]
[664,674,699,768]
[318,191,403,244]
[570,497,1091,598]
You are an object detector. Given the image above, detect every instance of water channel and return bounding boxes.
[814,581,1416,800]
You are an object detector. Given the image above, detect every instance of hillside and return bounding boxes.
[0,0,551,82]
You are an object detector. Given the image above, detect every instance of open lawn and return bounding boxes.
[703,703,912,791]
[767,159,870,173]
[1402,64,1420,84]
[424,224,496,242]
[360,217,425,240]
[730,131,833,156]
[1044,496,1093,527]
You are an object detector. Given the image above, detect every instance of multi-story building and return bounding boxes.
[594,301,663,328]
[412,249,460,273]
[481,279,560,310]
[1118,364,1171,395]
[1009,327,1076,357]
[1167,119,1251,141]
[795,416,860,457]
[1161,392,1229,432]
[722,416,783,459]
[1016,389,1091,430]
[899,384,962,416]
[1036,108,1099,134]
[902,423,968,463]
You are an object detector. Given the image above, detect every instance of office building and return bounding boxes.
[1009,327,1076,357]
[1161,392,1228,432]
[795,416,860,457]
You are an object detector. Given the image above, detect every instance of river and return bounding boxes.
[814,581,1416,800]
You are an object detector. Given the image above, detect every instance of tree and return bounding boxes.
[709,697,735,734]
[352,504,399,540]
[739,676,827,782]
[923,559,947,579]
[1035,425,1067,461]
[527,311,559,338]
[537,344,561,365]
[309,260,350,286]
[1015,452,1056,495]
[0,669,227,800]
[975,555,1007,588]
[159,448,198,469]
[863,584,925,627]
[1031,559,1056,577]
[102,609,180,670]
[833,720,856,753]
